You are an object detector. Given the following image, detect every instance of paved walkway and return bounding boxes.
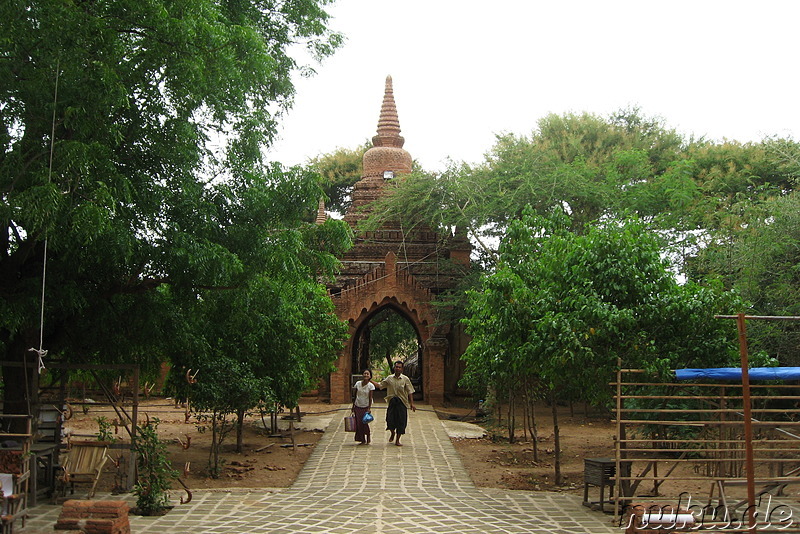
[22,405,620,533]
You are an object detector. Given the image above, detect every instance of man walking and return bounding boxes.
[377,361,416,446]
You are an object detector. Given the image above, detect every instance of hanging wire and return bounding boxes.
[28,59,60,377]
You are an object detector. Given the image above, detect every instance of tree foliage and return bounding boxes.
[462,208,742,483]
[307,142,370,215]
[368,109,689,243]
[463,208,740,399]
[0,0,346,414]
[368,110,800,366]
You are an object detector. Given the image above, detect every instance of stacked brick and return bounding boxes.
[54,500,130,534]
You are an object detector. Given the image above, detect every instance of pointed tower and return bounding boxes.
[326,76,471,406]
[315,198,327,225]
[344,76,412,226]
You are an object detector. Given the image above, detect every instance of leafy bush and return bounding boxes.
[95,416,116,442]
[134,418,177,515]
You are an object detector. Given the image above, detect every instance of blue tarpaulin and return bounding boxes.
[675,367,800,381]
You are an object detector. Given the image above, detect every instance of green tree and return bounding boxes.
[367,109,691,256]
[161,165,350,467]
[715,191,800,364]
[0,0,343,413]
[308,142,370,215]
[369,111,799,295]
[462,208,741,484]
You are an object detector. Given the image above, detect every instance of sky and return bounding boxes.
[267,0,800,172]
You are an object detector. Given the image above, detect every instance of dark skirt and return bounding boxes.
[385,396,408,435]
[353,405,371,443]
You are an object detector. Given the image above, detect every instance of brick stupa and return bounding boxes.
[325,76,470,405]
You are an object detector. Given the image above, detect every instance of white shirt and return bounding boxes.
[353,380,375,408]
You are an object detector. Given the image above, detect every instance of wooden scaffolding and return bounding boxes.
[613,368,800,529]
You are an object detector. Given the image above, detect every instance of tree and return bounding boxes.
[716,191,800,364]
[366,109,692,257]
[369,111,799,296]
[462,208,741,484]
[0,0,343,414]
[360,309,418,375]
[308,142,370,215]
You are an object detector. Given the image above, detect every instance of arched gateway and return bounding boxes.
[322,76,471,405]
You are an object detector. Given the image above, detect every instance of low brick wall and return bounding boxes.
[55,500,130,534]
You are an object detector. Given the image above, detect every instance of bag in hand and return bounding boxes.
[344,415,356,432]
[362,412,374,424]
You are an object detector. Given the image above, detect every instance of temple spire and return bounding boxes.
[315,198,327,225]
[372,75,405,149]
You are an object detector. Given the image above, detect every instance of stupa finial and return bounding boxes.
[373,75,405,148]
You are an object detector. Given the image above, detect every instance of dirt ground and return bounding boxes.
[442,402,617,496]
[61,398,327,493]
[59,397,619,498]
[56,395,800,515]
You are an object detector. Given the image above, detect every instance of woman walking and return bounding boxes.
[351,369,375,444]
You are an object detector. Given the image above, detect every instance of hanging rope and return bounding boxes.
[29,59,60,376]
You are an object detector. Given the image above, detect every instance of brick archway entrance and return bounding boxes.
[329,251,449,404]
[350,303,423,397]
[322,77,470,406]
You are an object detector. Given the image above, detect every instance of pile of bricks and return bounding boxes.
[54,500,130,534]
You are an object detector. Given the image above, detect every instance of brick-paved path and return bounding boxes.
[21,405,620,533]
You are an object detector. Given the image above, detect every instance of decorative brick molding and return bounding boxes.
[55,500,130,534]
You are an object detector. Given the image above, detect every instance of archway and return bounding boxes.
[351,306,422,399]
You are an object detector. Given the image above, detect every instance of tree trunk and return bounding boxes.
[210,410,219,478]
[551,390,562,485]
[507,388,515,443]
[270,406,278,435]
[526,383,538,462]
[521,389,529,442]
[235,408,245,453]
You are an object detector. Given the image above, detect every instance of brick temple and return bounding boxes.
[322,76,471,405]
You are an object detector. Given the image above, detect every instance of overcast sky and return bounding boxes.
[267,0,800,172]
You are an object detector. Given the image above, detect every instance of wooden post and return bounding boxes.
[614,358,623,518]
[735,313,756,531]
